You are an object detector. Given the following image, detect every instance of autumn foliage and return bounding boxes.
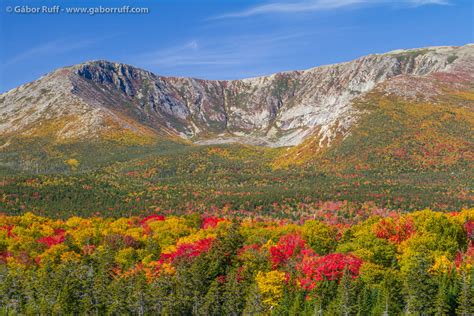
[1,208,473,314]
[374,216,415,244]
[159,237,214,265]
[298,253,363,290]
[269,233,307,268]
[36,228,66,248]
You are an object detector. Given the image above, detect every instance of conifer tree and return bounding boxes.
[456,270,474,316]
[434,273,451,315]
[199,280,223,316]
[403,253,436,314]
[287,290,304,315]
[125,273,151,316]
[313,279,338,314]
[243,283,264,315]
[221,270,245,316]
[356,284,374,315]
[329,268,359,315]
[379,269,404,315]
[107,276,130,314]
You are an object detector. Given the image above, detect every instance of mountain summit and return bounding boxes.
[2,44,472,150]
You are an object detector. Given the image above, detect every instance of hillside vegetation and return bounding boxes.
[1,209,473,314]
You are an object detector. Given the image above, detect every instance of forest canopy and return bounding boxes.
[1,209,473,315]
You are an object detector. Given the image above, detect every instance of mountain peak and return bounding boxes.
[1,44,473,148]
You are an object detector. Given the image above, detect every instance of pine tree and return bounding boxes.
[404,253,436,314]
[378,269,403,315]
[199,280,223,316]
[243,283,264,315]
[456,270,474,316]
[435,273,451,315]
[221,270,245,316]
[329,268,359,315]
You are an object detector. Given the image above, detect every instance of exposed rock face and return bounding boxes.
[1,44,473,147]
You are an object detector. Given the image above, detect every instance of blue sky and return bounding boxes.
[0,0,473,92]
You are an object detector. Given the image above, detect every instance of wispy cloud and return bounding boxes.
[212,0,450,19]
[137,31,313,69]
[407,0,451,6]
[2,38,100,67]
[133,27,356,79]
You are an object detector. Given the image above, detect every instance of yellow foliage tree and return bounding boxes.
[302,219,337,254]
[65,158,80,171]
[430,255,453,275]
[255,270,286,310]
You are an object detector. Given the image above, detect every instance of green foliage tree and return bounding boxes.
[456,270,474,316]
[327,268,359,315]
[243,283,264,315]
[221,269,245,316]
[435,272,452,315]
[403,253,436,314]
[199,280,223,315]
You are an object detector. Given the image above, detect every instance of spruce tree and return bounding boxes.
[379,269,404,315]
[435,273,451,315]
[199,280,223,316]
[126,273,151,316]
[243,283,264,315]
[403,253,436,314]
[456,270,474,316]
[329,268,359,315]
[222,270,245,316]
[207,221,244,278]
[356,284,374,315]
[288,291,304,315]
[313,279,338,314]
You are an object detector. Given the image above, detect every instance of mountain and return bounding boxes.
[0,44,473,174]
[2,45,472,147]
[0,44,473,214]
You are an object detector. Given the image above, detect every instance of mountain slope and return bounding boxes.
[275,47,474,170]
[2,45,472,150]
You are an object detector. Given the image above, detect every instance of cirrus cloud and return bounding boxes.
[212,0,451,19]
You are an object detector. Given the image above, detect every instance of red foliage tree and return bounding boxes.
[237,243,261,257]
[201,216,225,229]
[374,216,415,244]
[465,220,474,243]
[158,237,214,266]
[0,225,15,238]
[140,214,165,226]
[36,228,66,248]
[298,253,363,290]
[454,243,474,269]
[269,233,309,268]
[139,214,166,235]
[0,251,12,263]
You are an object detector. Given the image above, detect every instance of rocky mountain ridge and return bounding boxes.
[1,44,473,148]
